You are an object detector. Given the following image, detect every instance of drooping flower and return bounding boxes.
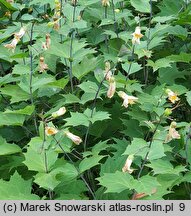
[14,27,26,38]
[42,33,51,50]
[118,91,138,108]
[71,0,78,5]
[39,57,48,72]
[165,121,181,143]
[4,38,19,52]
[52,107,66,118]
[4,27,26,53]
[122,155,134,174]
[166,89,180,104]
[102,0,110,7]
[104,61,112,81]
[65,131,82,145]
[45,126,58,136]
[132,26,143,44]
[107,76,116,98]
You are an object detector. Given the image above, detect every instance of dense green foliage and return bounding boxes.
[0,0,191,200]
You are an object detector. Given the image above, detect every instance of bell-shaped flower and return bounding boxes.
[165,121,181,143]
[118,91,138,108]
[166,89,180,104]
[122,155,134,174]
[65,131,82,145]
[39,57,48,72]
[45,126,58,136]
[132,26,143,44]
[102,0,110,7]
[107,76,116,98]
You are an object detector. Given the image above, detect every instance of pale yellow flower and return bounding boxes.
[4,38,19,52]
[118,91,138,108]
[52,107,66,118]
[104,61,112,81]
[4,27,26,53]
[102,0,110,7]
[122,155,134,174]
[166,89,180,104]
[45,126,58,136]
[39,57,48,72]
[65,131,82,145]
[107,77,116,98]
[165,121,181,143]
[132,26,143,44]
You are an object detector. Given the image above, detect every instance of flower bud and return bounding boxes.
[164,108,172,116]
[52,107,66,118]
[65,131,82,145]
[107,77,116,98]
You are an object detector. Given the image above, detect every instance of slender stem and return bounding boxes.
[111,0,119,38]
[145,0,152,85]
[137,117,162,180]
[60,0,63,43]
[83,76,106,151]
[123,45,135,90]
[29,22,38,135]
[68,2,77,93]
[42,120,53,200]
[53,136,96,199]
[185,125,191,166]
[104,6,109,53]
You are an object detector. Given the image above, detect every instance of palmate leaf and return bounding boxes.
[147,58,173,72]
[97,171,134,193]
[0,171,39,200]
[0,136,21,156]
[130,0,150,13]
[23,137,58,172]
[132,175,161,195]
[65,109,111,127]
[79,155,105,173]
[123,138,149,158]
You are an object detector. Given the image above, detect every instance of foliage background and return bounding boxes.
[0,0,191,200]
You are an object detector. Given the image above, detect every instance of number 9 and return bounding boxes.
[179,203,185,211]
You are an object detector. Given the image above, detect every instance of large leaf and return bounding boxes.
[97,171,134,193]
[79,155,105,173]
[0,172,39,200]
[130,0,150,13]
[0,136,21,156]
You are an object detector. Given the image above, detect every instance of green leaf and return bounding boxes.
[97,171,134,193]
[123,138,149,158]
[4,105,35,115]
[0,171,39,200]
[0,0,17,11]
[65,112,89,127]
[12,64,30,75]
[0,112,25,126]
[34,170,61,191]
[0,85,30,103]
[167,53,191,63]
[186,91,191,106]
[23,137,58,172]
[79,155,104,173]
[122,62,142,75]
[147,58,173,72]
[146,159,174,175]
[148,140,165,160]
[73,57,98,80]
[130,0,150,13]
[133,175,160,195]
[0,136,21,155]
